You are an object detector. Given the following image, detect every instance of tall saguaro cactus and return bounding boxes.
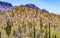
[45,25,47,38]
[0,32,1,38]
[5,19,12,36]
[28,22,32,38]
[49,23,50,38]
[54,35,56,38]
[40,17,43,38]
[34,25,35,38]
[19,25,22,38]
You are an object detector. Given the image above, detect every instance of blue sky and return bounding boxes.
[0,0,60,14]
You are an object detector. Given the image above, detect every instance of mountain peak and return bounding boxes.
[20,4,49,13]
[42,9,49,13]
[24,4,40,10]
[0,1,12,7]
[0,1,12,12]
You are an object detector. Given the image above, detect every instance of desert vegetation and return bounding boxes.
[0,6,60,38]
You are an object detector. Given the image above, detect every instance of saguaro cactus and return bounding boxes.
[19,25,22,38]
[0,32,1,38]
[54,35,56,38]
[5,19,12,36]
[34,25,35,38]
[45,25,47,38]
[49,23,50,38]
[40,17,43,38]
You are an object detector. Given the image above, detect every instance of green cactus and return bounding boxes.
[54,35,56,38]
[49,23,50,38]
[45,25,48,38]
[23,23,26,33]
[0,32,1,38]
[19,25,22,38]
[40,17,43,38]
[5,19,12,36]
[34,25,35,38]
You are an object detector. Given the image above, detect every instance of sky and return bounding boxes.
[0,0,60,14]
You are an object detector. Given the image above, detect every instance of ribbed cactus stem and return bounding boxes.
[40,17,43,38]
[49,23,50,38]
[34,25,35,38]
[0,32,1,38]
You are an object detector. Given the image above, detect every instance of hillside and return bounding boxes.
[0,6,60,38]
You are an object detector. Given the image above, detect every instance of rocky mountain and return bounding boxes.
[42,9,49,13]
[24,4,40,10]
[0,2,48,13]
[20,4,49,13]
[0,6,60,38]
[0,1,12,12]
